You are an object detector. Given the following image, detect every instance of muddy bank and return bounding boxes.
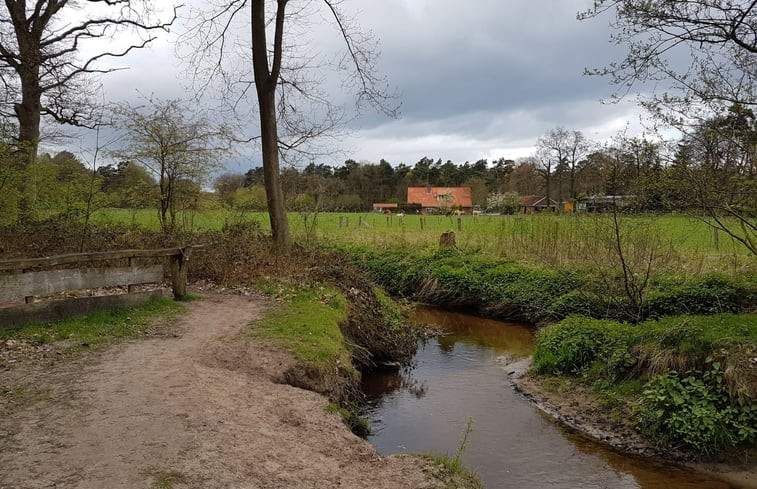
[0,292,458,489]
[507,358,757,489]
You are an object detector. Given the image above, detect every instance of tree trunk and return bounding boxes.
[258,90,291,250]
[251,0,291,252]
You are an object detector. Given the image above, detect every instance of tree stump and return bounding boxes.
[439,231,456,248]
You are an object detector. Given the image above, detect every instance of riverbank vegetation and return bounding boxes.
[534,314,756,455]
[340,247,755,324]
[336,244,756,458]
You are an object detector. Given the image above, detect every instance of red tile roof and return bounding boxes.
[372,203,398,209]
[407,187,472,208]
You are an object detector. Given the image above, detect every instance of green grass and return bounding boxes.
[0,297,183,349]
[91,208,753,274]
[421,453,484,489]
[250,282,352,368]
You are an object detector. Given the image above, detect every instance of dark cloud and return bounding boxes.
[51,0,655,170]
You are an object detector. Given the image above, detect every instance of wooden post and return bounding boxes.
[170,247,192,300]
[420,217,424,231]
[22,268,33,303]
[128,257,136,293]
[457,217,462,232]
[339,216,343,228]
[714,228,719,250]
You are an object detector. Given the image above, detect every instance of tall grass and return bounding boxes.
[91,208,754,274]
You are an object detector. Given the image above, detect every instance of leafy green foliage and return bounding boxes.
[645,275,745,318]
[341,247,755,324]
[534,314,757,454]
[637,363,756,454]
[533,317,636,378]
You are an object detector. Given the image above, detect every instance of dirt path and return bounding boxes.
[0,293,436,489]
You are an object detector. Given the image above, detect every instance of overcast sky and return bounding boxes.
[57,0,656,172]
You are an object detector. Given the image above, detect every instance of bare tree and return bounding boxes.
[537,127,588,206]
[580,0,756,116]
[112,98,231,234]
[582,1,757,254]
[180,0,398,251]
[0,1,177,163]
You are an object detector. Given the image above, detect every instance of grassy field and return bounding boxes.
[91,208,753,273]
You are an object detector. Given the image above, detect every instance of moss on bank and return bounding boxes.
[250,281,359,404]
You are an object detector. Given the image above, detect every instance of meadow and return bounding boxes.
[91,208,753,275]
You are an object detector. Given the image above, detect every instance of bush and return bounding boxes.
[645,275,745,318]
[637,363,756,454]
[534,313,757,454]
[533,317,636,378]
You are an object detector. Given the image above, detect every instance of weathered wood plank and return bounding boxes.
[170,248,192,299]
[0,265,164,301]
[0,291,165,329]
[0,248,184,271]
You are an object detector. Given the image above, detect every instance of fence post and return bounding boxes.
[170,247,192,299]
[128,257,136,293]
[457,217,462,232]
[420,217,424,231]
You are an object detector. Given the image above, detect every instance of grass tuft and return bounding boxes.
[0,297,183,351]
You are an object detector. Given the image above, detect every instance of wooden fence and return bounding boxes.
[0,247,196,328]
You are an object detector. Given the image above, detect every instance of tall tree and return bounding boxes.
[182,0,396,251]
[0,1,176,163]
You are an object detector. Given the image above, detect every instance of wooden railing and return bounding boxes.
[0,247,197,328]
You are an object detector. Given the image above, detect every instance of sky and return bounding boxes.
[51,0,657,172]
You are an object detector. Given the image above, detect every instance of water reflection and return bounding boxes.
[361,305,742,489]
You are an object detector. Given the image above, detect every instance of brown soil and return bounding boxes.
[508,358,757,489]
[0,292,441,489]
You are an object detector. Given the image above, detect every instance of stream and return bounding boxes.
[361,305,743,489]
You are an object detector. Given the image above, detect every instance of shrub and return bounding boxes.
[636,363,756,454]
[645,275,744,318]
[533,317,636,379]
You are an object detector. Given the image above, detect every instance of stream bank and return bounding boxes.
[342,247,757,466]
[362,305,756,489]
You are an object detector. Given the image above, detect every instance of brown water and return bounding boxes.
[361,305,742,489]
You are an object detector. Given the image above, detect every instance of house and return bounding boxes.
[576,195,634,212]
[407,187,473,214]
[372,203,398,213]
[522,196,560,213]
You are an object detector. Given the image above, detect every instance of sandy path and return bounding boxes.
[0,293,435,489]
